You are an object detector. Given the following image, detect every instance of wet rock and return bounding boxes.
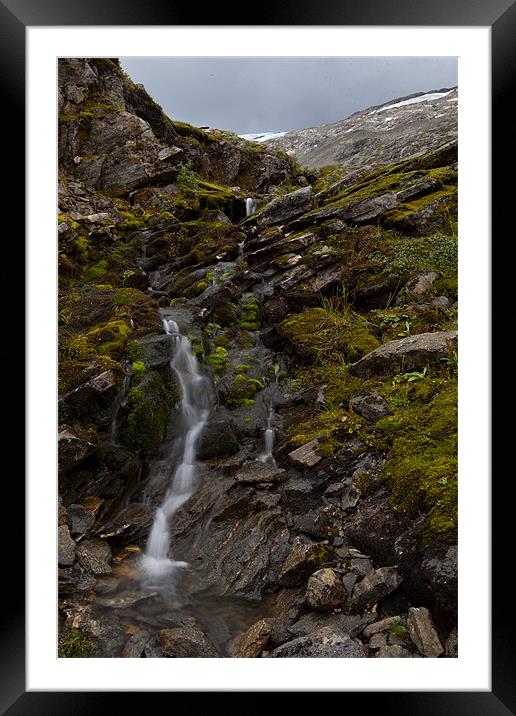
[96,591,158,609]
[58,525,76,566]
[445,627,458,657]
[255,186,312,227]
[376,644,414,658]
[288,439,322,468]
[363,615,406,638]
[68,504,95,536]
[236,618,274,657]
[138,334,173,369]
[350,392,390,423]
[305,568,347,611]
[158,626,218,657]
[58,427,96,473]
[234,462,286,486]
[352,566,403,611]
[407,607,444,657]
[122,630,150,658]
[278,537,333,587]
[271,627,366,658]
[75,538,112,576]
[349,331,458,379]
[290,506,339,540]
[197,418,239,459]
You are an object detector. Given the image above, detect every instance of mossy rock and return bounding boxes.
[58,628,97,658]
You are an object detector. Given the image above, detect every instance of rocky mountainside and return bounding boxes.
[58,59,458,659]
[265,88,458,169]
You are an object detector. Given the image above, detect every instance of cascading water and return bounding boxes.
[245,197,258,217]
[259,405,276,466]
[141,317,210,581]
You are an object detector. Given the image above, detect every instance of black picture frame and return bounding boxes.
[4,0,509,710]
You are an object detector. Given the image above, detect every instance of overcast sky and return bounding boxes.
[120,57,457,135]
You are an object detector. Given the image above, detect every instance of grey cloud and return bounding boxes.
[120,57,458,135]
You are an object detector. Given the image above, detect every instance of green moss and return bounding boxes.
[239,295,261,331]
[124,372,175,455]
[131,360,146,380]
[389,621,408,638]
[85,319,132,360]
[82,259,109,281]
[377,380,457,542]
[58,629,96,658]
[224,374,264,409]
[208,346,228,374]
[279,306,379,364]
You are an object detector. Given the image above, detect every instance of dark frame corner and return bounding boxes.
[7,0,512,711]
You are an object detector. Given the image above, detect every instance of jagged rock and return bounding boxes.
[271,627,366,658]
[349,331,458,379]
[122,630,150,658]
[58,565,97,594]
[75,538,112,576]
[235,618,274,657]
[158,626,218,657]
[255,186,312,227]
[363,615,406,638]
[288,612,372,639]
[350,392,390,423]
[305,568,347,611]
[68,504,95,536]
[288,439,322,468]
[345,193,399,224]
[407,607,444,657]
[376,645,414,658]
[234,462,286,485]
[389,193,457,236]
[352,566,403,611]
[58,427,96,473]
[58,525,76,566]
[369,633,387,649]
[278,537,332,587]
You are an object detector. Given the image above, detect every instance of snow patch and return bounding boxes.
[373,91,453,114]
[240,131,287,143]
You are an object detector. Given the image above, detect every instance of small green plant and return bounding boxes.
[389,621,407,639]
[392,367,428,387]
[177,161,199,190]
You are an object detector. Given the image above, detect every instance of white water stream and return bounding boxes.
[141,318,210,580]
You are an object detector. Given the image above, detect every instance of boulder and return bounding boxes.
[349,331,458,379]
[369,633,387,649]
[278,537,332,587]
[138,334,173,369]
[255,187,312,227]
[75,538,112,576]
[58,525,76,566]
[271,627,365,658]
[197,418,239,459]
[363,615,406,638]
[350,392,390,423]
[58,427,96,473]
[305,568,347,611]
[236,618,274,657]
[407,607,444,657]
[445,627,458,658]
[288,439,322,468]
[68,504,95,536]
[158,626,218,657]
[288,612,371,639]
[352,566,403,611]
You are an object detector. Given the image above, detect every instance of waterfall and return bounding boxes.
[141,318,210,580]
[238,238,246,260]
[259,405,276,467]
[245,197,258,217]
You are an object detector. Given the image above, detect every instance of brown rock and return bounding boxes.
[407,607,444,657]
[158,626,218,657]
[305,568,347,611]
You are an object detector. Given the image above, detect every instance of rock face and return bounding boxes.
[305,568,347,611]
[266,87,458,169]
[350,331,458,378]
